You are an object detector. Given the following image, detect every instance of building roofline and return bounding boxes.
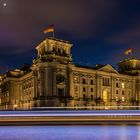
[119,57,140,63]
[47,37,72,44]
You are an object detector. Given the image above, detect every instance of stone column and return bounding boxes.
[66,48,69,55]
[69,69,74,97]
[52,71,57,96]
[39,69,44,97]
[111,76,115,100]
[99,77,102,99]
[96,74,102,98]
[132,79,136,99]
[45,67,53,97]
[32,76,36,98]
[19,82,23,109]
[44,69,47,97]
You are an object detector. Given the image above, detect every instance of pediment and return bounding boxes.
[98,64,118,74]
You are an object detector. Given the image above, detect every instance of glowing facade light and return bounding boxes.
[122,97,125,102]
[121,83,125,88]
[14,104,17,107]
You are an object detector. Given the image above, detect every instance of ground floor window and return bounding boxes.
[103,90,108,102]
[58,88,64,97]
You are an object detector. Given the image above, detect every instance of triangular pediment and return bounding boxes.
[98,64,118,73]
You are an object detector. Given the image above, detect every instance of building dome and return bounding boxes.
[118,58,140,75]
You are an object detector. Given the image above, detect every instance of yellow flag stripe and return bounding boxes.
[44,28,54,34]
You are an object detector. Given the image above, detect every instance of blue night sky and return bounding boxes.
[0,0,140,73]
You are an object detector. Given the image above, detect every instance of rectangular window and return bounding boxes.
[83,87,86,92]
[83,94,86,100]
[121,83,125,88]
[122,97,125,102]
[91,95,93,100]
[82,79,86,84]
[58,88,64,97]
[116,90,118,94]
[116,83,119,87]
[56,75,65,84]
[103,78,110,86]
[122,90,125,95]
[91,88,93,92]
[90,80,93,85]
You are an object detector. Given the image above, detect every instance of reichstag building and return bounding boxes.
[0,37,140,110]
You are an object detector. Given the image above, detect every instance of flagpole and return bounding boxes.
[130,49,133,58]
[53,30,55,38]
[129,48,132,58]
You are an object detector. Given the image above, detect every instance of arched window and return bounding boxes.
[103,90,108,102]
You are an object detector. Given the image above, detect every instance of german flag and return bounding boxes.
[124,48,132,55]
[43,25,54,34]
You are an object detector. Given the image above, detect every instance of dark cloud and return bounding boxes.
[0,0,119,43]
[106,20,140,58]
[0,0,140,73]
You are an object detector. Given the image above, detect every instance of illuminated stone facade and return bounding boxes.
[0,37,140,110]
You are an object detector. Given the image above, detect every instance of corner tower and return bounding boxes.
[118,58,140,76]
[31,37,74,107]
[34,37,73,64]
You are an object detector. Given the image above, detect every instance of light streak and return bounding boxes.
[0,110,140,117]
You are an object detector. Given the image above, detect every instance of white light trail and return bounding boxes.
[0,110,140,117]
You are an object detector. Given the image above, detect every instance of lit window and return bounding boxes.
[74,77,78,83]
[103,90,108,102]
[121,83,125,88]
[74,77,77,81]
[122,97,125,102]
[116,97,118,101]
